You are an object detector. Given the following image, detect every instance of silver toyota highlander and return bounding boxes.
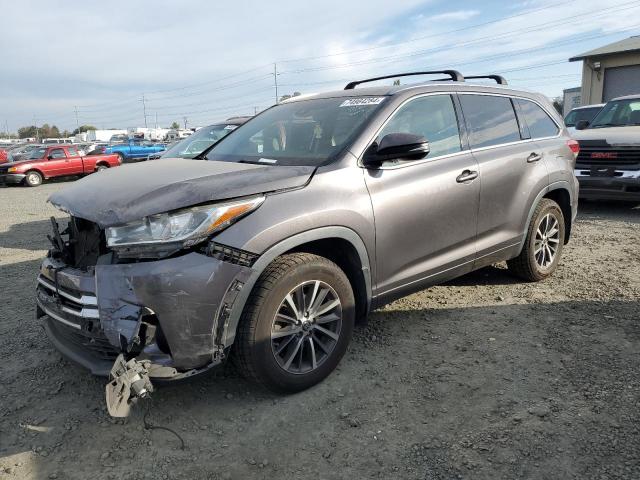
[35,70,580,415]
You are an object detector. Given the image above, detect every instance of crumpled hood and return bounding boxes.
[48,158,315,227]
[572,126,640,145]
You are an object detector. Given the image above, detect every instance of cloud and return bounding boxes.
[426,10,480,22]
[0,0,638,130]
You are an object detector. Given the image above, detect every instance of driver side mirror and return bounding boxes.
[363,133,430,167]
[575,120,590,130]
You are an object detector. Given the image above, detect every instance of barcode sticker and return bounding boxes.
[339,97,385,107]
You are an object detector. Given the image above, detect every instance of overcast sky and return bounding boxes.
[1,0,639,132]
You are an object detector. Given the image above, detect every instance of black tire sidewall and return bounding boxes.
[249,260,355,392]
[527,202,565,279]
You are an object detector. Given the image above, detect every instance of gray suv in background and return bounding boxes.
[36,70,579,415]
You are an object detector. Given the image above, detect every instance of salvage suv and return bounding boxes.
[36,71,579,415]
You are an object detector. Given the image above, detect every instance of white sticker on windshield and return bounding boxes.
[258,157,277,164]
[339,97,385,107]
[224,125,238,130]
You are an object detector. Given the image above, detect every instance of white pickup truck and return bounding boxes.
[572,94,640,201]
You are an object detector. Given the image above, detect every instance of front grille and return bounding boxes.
[37,275,119,362]
[576,142,640,169]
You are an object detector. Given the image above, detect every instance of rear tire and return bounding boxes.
[116,152,126,163]
[508,198,565,281]
[234,253,355,393]
[96,163,108,172]
[24,170,43,187]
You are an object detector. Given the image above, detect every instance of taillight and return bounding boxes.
[567,139,579,158]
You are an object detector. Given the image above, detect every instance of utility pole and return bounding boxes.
[3,120,8,137]
[140,94,148,128]
[74,106,80,132]
[183,116,188,129]
[254,106,259,115]
[274,63,279,104]
[33,115,39,141]
[155,112,158,129]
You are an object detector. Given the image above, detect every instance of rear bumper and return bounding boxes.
[575,168,640,200]
[37,251,254,376]
[0,173,26,184]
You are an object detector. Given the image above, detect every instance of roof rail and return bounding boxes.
[465,75,508,85]
[344,70,464,90]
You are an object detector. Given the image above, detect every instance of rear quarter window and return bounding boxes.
[516,99,559,139]
[459,95,521,148]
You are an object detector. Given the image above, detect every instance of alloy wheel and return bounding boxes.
[534,213,560,268]
[271,280,342,375]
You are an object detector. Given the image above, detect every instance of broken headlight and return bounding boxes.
[105,196,264,251]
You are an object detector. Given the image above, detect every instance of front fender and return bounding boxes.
[222,226,372,347]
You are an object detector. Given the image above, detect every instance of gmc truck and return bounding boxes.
[573,94,640,201]
[0,145,121,186]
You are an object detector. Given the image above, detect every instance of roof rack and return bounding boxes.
[465,75,508,85]
[344,70,464,90]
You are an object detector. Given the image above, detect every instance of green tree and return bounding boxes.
[18,125,38,138]
[72,125,97,135]
[170,121,180,129]
[552,97,564,115]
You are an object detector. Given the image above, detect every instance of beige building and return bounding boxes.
[570,36,640,105]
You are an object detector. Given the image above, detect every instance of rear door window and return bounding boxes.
[516,99,559,139]
[459,95,521,148]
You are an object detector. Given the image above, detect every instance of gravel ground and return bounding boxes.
[0,181,639,480]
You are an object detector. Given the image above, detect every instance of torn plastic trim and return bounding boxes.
[95,252,253,370]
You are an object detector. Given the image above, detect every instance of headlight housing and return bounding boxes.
[105,196,264,255]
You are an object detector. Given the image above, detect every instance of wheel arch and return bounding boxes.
[224,227,372,347]
[518,181,574,253]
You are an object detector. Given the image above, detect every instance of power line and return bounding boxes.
[279,1,640,75]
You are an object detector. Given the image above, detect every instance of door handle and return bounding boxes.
[527,152,543,163]
[456,170,478,183]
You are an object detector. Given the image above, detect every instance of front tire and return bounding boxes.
[508,198,565,281]
[234,253,355,393]
[24,170,43,187]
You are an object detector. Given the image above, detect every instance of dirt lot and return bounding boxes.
[0,181,638,480]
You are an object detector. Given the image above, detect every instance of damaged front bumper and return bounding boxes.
[36,250,253,378]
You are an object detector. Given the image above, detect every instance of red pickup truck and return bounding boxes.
[0,145,121,187]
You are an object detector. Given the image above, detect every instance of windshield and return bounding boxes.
[589,98,640,128]
[564,106,602,127]
[206,96,387,166]
[27,147,48,159]
[163,124,239,159]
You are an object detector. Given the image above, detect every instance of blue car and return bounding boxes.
[104,140,166,163]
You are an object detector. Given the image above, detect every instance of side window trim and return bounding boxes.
[513,98,531,140]
[361,92,466,169]
[451,93,470,151]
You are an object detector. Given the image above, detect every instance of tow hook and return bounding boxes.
[105,354,153,418]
